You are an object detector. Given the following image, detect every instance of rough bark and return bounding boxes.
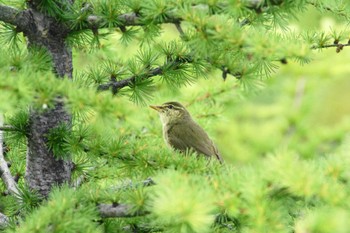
[0,4,28,28]
[21,8,72,77]
[11,7,74,197]
[26,101,72,197]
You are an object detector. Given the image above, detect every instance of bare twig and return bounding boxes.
[0,115,19,196]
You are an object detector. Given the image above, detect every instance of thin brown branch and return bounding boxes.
[98,203,148,218]
[317,43,350,48]
[97,55,242,94]
[98,60,184,94]
[0,116,19,196]
[312,43,350,53]
[98,67,162,94]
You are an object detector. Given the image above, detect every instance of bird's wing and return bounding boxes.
[166,121,223,163]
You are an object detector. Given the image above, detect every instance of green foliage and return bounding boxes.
[47,123,72,159]
[13,185,42,214]
[149,170,216,233]
[2,0,350,232]
[34,0,68,18]
[5,110,28,145]
[0,23,22,49]
[10,186,102,233]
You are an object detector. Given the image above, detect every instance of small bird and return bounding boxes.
[150,101,223,163]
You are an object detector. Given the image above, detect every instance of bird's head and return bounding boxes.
[150,101,190,125]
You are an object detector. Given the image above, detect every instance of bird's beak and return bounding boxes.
[149,105,162,112]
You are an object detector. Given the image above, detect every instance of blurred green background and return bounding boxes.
[74,6,350,165]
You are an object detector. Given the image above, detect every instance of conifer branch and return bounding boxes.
[97,60,184,94]
[97,68,159,94]
[172,19,240,79]
[97,178,154,218]
[0,125,18,132]
[0,4,29,29]
[97,55,241,94]
[0,212,8,229]
[98,203,148,218]
[81,1,287,32]
[0,117,19,196]
[319,43,350,48]
[174,22,185,37]
[307,1,349,19]
[111,177,156,191]
[84,11,182,31]
[0,4,20,25]
[312,42,350,52]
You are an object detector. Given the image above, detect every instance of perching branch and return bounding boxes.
[98,203,148,218]
[0,116,19,196]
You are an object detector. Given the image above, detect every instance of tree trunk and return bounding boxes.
[26,101,72,197]
[20,8,73,197]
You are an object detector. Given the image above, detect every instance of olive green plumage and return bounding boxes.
[150,101,223,163]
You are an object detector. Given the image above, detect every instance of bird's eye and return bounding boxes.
[168,105,173,109]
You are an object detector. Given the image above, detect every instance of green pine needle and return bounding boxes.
[46,123,71,159]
